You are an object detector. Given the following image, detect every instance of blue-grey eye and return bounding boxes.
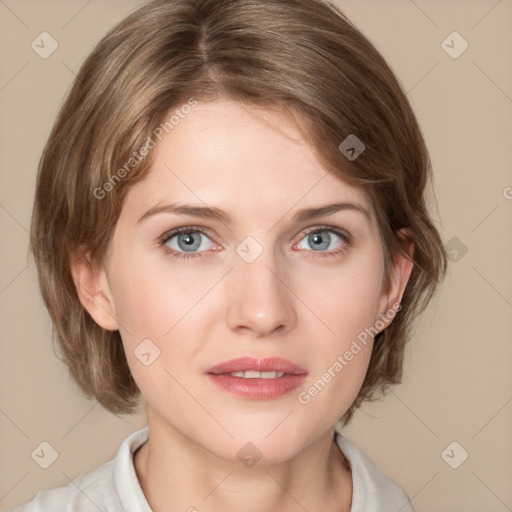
[297,229,344,252]
[165,230,214,253]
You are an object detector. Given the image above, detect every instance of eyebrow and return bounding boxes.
[137,201,372,225]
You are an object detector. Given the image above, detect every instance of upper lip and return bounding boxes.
[206,357,308,375]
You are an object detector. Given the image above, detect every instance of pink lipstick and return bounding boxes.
[206,357,308,400]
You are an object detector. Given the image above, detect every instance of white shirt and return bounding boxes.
[9,427,414,511]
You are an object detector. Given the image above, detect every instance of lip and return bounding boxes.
[206,357,308,400]
[206,357,307,375]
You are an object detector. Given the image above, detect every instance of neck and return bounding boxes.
[134,417,352,512]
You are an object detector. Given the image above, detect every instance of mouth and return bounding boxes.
[206,357,308,399]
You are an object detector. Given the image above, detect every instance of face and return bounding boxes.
[82,99,406,464]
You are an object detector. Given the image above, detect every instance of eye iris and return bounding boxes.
[309,231,330,251]
[178,232,201,252]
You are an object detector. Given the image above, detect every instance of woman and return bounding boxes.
[14,0,447,510]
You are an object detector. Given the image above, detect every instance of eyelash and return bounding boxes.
[158,225,352,260]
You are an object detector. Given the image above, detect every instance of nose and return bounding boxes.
[225,246,297,338]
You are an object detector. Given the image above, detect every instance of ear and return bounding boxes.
[376,229,415,331]
[69,246,119,331]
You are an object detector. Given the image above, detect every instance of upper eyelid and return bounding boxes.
[300,225,350,239]
[160,225,218,243]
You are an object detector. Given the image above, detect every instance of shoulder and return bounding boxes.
[8,428,150,512]
[7,460,120,512]
[334,432,415,512]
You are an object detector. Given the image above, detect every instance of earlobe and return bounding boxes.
[69,248,119,331]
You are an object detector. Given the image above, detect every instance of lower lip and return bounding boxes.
[207,373,308,400]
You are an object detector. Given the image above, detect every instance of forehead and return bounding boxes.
[120,99,374,225]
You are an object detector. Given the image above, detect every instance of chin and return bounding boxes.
[205,421,317,467]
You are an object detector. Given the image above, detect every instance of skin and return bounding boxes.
[72,99,413,512]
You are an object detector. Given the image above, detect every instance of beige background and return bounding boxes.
[1,0,511,510]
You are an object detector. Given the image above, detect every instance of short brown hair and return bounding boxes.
[30,0,447,425]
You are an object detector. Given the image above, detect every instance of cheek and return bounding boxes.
[298,283,376,421]
[293,251,383,414]
[299,343,372,428]
[107,255,225,396]
[109,255,220,341]
[106,262,204,406]
[295,250,384,345]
